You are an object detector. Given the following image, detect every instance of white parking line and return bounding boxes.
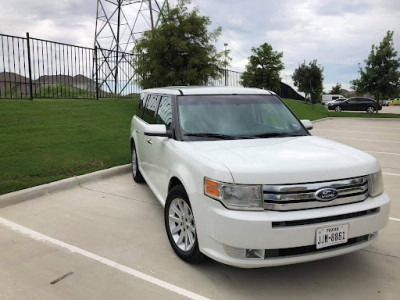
[390,217,400,222]
[314,129,398,135]
[383,173,400,177]
[326,137,400,144]
[0,217,209,300]
[315,125,400,130]
[367,151,400,156]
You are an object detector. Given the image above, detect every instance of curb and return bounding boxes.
[311,117,332,123]
[312,117,400,123]
[0,164,131,209]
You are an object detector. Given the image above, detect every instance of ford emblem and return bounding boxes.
[314,188,339,201]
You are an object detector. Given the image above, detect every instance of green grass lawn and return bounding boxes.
[0,98,137,195]
[1,97,399,195]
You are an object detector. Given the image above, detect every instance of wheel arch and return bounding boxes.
[168,176,184,193]
[130,137,135,151]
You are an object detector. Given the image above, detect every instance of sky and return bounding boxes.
[0,0,399,92]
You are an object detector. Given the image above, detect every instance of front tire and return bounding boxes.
[165,185,205,263]
[335,106,342,112]
[131,142,144,183]
[366,106,376,114]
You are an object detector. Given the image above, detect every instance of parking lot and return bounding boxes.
[0,117,399,300]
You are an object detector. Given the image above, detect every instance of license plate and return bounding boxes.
[316,224,349,249]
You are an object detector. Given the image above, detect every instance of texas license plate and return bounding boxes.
[316,224,349,249]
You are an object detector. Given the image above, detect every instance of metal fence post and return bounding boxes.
[26,32,33,100]
[94,46,99,100]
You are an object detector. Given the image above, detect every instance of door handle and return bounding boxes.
[147,138,152,144]
[136,129,140,133]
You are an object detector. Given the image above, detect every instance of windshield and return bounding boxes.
[177,95,308,140]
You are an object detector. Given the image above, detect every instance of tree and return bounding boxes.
[133,0,225,89]
[350,30,400,99]
[292,60,324,101]
[329,83,342,94]
[240,43,284,91]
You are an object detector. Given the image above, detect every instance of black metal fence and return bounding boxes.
[0,32,304,100]
[0,32,141,100]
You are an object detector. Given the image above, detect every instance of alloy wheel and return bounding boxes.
[168,198,196,252]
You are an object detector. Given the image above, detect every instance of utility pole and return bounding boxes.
[114,0,122,95]
[224,43,228,86]
[94,0,168,96]
[148,0,155,30]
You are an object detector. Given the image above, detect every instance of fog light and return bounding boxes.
[245,249,265,259]
[223,245,246,258]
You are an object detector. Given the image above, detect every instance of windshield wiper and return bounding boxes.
[184,133,236,139]
[184,133,255,140]
[253,132,305,138]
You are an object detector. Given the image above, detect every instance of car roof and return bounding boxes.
[141,86,275,96]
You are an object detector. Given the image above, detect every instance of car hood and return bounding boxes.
[184,136,380,184]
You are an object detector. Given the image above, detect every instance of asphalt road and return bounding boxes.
[0,117,399,300]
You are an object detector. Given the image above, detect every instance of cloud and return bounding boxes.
[0,0,95,46]
[313,0,371,16]
[0,0,399,92]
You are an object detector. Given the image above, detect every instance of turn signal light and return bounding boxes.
[205,186,220,197]
[205,178,221,198]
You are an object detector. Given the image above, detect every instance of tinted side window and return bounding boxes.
[143,94,160,124]
[156,96,173,129]
[137,93,148,118]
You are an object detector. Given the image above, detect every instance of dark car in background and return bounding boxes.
[327,97,382,113]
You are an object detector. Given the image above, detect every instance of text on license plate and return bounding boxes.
[316,224,349,249]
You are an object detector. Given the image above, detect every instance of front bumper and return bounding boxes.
[191,192,390,268]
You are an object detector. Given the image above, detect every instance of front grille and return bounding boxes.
[272,208,380,228]
[263,176,368,211]
[264,234,371,258]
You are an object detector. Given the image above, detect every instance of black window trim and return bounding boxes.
[136,92,178,139]
[155,94,174,129]
[142,93,161,124]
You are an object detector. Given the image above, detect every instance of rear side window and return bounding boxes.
[137,93,148,118]
[143,94,160,124]
[156,96,173,129]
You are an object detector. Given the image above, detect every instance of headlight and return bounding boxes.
[204,178,263,211]
[368,171,384,197]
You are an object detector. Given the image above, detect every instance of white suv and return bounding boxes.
[130,86,390,268]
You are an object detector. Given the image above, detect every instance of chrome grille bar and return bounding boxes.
[263,176,369,211]
[263,176,367,193]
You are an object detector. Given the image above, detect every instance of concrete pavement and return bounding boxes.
[0,117,399,299]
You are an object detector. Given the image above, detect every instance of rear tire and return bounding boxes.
[131,142,144,183]
[165,185,205,263]
[335,106,342,112]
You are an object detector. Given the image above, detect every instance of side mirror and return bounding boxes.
[301,120,313,130]
[144,124,173,138]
